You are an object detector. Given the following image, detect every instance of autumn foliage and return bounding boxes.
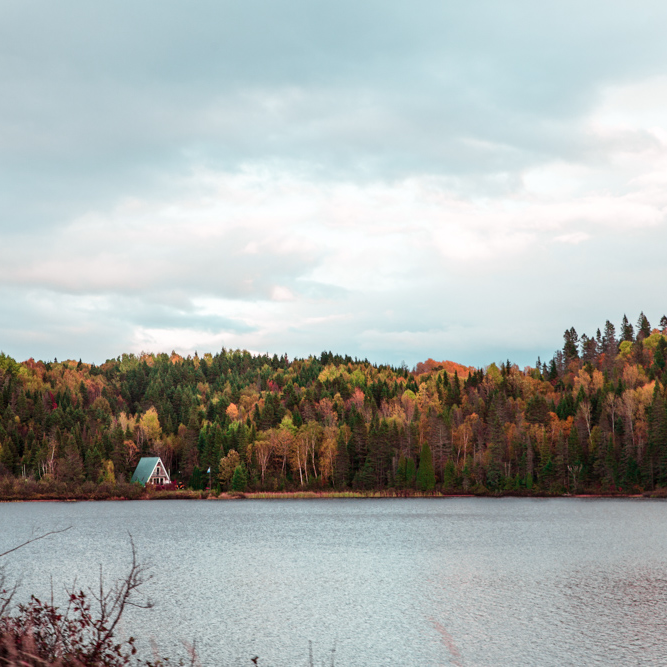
[1,312,667,497]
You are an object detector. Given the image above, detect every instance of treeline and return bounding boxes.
[2,312,667,496]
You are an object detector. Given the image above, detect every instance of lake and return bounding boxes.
[1,498,667,666]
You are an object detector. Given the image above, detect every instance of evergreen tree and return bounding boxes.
[548,359,558,382]
[602,321,617,354]
[620,314,634,342]
[231,463,248,491]
[447,372,461,406]
[637,312,651,341]
[405,457,416,487]
[189,465,203,490]
[395,455,408,488]
[653,338,667,377]
[563,328,579,362]
[333,430,350,488]
[352,457,375,490]
[442,459,457,489]
[416,440,436,492]
[0,436,18,475]
[648,384,667,488]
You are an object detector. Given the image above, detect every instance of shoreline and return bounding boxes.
[0,490,657,503]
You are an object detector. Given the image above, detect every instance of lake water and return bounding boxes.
[1,498,667,666]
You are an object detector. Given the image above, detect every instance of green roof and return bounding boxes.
[131,457,160,485]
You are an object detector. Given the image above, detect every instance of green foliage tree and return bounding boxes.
[442,459,457,489]
[416,440,436,492]
[621,314,634,342]
[189,465,203,490]
[395,455,416,489]
[563,328,579,362]
[637,312,651,341]
[231,463,248,491]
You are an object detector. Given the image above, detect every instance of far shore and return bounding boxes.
[0,489,659,503]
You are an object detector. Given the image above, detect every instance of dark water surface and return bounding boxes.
[2,498,667,666]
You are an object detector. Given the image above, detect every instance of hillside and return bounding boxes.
[1,313,667,497]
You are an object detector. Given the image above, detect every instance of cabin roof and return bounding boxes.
[131,457,161,485]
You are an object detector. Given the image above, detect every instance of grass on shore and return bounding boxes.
[245,490,453,499]
[0,475,659,502]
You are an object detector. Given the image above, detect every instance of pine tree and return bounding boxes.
[548,359,558,382]
[648,384,667,488]
[563,328,579,362]
[637,312,651,341]
[621,314,634,342]
[397,456,417,488]
[653,338,667,377]
[447,372,461,406]
[0,436,18,475]
[602,321,617,354]
[189,465,203,490]
[231,463,248,491]
[352,457,375,490]
[442,459,457,489]
[416,440,436,492]
[333,429,350,488]
[395,455,408,488]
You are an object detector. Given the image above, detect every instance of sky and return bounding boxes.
[2,0,667,368]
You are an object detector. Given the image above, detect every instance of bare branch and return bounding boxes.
[0,527,72,559]
[0,568,19,616]
[86,535,153,663]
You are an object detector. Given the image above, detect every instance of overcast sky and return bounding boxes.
[2,0,667,367]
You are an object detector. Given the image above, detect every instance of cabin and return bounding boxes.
[131,456,171,486]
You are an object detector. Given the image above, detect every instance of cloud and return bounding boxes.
[554,232,590,245]
[2,1,667,365]
[2,141,667,365]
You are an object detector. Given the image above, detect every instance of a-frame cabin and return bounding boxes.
[131,456,171,486]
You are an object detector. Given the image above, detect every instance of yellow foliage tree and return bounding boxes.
[99,460,116,485]
[219,450,240,489]
[139,407,162,445]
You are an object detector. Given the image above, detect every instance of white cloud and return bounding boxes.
[554,232,590,244]
[271,286,296,302]
[4,4,667,365]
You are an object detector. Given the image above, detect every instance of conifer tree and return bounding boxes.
[416,440,436,492]
[637,312,651,341]
[333,429,350,488]
[442,459,457,489]
[648,384,667,488]
[231,463,248,491]
[189,465,203,490]
[447,372,461,406]
[395,455,408,488]
[621,314,634,342]
[563,328,579,362]
[602,321,617,354]
[406,457,416,487]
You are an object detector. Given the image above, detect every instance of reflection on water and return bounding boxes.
[1,498,667,666]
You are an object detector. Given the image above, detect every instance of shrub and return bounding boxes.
[0,540,180,667]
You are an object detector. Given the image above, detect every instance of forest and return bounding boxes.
[1,312,667,498]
